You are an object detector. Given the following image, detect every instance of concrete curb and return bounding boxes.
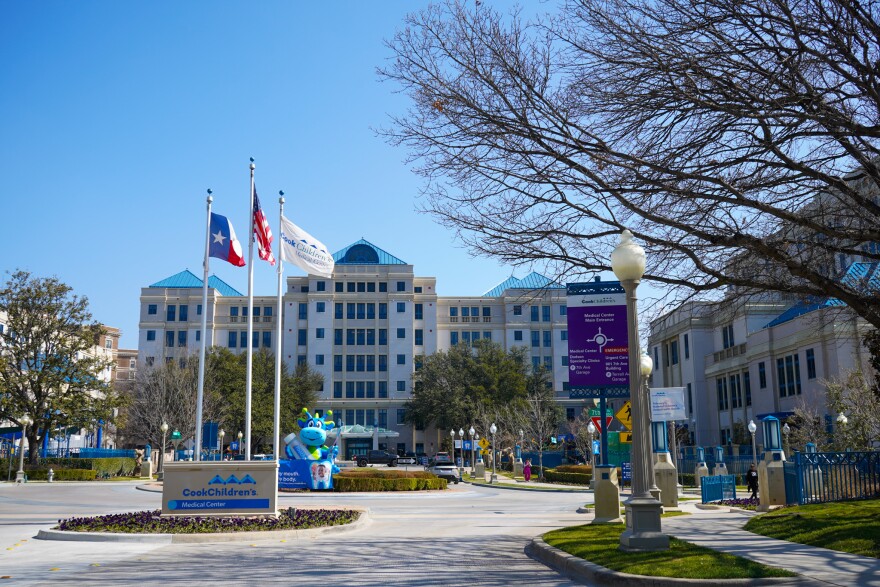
[36,507,370,544]
[467,480,590,493]
[525,537,812,586]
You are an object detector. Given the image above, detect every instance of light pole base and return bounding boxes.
[620,497,668,551]
[15,470,26,484]
[592,466,622,524]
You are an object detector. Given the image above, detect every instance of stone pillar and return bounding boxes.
[757,416,786,511]
[651,421,677,508]
[712,446,728,477]
[591,465,622,524]
[694,446,709,489]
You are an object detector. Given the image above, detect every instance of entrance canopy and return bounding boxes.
[331,425,400,439]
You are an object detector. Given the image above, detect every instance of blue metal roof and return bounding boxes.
[765,261,877,328]
[482,272,564,297]
[149,270,243,297]
[333,239,406,265]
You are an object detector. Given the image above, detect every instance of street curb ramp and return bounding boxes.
[525,537,817,586]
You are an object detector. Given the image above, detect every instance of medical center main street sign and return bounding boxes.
[566,281,630,398]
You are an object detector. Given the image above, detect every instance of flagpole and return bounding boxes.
[246,159,256,461]
[195,189,213,462]
[274,191,285,462]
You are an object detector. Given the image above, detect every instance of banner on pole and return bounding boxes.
[649,387,687,421]
[279,215,334,278]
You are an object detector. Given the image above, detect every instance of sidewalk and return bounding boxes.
[664,502,880,586]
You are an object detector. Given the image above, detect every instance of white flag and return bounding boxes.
[279,215,335,278]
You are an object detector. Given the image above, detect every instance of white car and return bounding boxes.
[427,462,459,484]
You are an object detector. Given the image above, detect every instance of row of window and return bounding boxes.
[228,331,272,349]
[332,381,389,399]
[331,354,417,372]
[332,281,419,294]
[325,302,418,320]
[513,305,567,321]
[716,371,752,411]
[147,304,203,321]
[717,349,817,412]
[149,329,202,346]
[297,328,426,347]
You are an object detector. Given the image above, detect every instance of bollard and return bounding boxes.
[47,468,54,483]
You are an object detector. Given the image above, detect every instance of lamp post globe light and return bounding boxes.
[468,426,475,471]
[458,428,465,468]
[219,428,225,460]
[782,422,791,455]
[587,421,597,464]
[450,429,456,463]
[489,423,498,483]
[612,229,668,551]
[748,420,758,467]
[836,413,847,449]
[15,415,33,484]
[237,430,243,456]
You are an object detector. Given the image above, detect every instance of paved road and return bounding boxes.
[0,482,593,586]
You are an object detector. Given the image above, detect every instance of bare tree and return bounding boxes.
[567,411,594,464]
[512,368,564,478]
[381,0,880,327]
[825,371,880,450]
[788,401,831,453]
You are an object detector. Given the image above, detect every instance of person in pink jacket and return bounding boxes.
[523,459,532,482]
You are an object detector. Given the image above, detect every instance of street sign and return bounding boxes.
[592,440,600,455]
[588,408,613,417]
[615,401,633,430]
[478,437,490,450]
[619,431,633,443]
[590,416,613,432]
[479,449,488,455]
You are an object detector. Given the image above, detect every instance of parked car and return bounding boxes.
[427,461,460,484]
[355,450,399,467]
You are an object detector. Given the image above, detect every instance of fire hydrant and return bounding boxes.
[47,468,54,483]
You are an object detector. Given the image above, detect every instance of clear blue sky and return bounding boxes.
[1,1,559,348]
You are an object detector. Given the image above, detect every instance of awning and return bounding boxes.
[332,425,400,439]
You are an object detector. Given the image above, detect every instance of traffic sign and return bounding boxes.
[619,431,633,443]
[590,416,613,432]
[615,401,633,431]
[478,437,490,450]
[479,449,488,455]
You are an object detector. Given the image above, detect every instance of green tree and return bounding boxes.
[0,270,122,464]
[216,349,321,453]
[406,339,529,431]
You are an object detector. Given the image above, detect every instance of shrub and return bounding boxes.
[544,469,591,485]
[555,464,593,474]
[41,457,137,477]
[26,468,97,481]
[333,472,447,491]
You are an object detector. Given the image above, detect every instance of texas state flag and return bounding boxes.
[209,213,246,267]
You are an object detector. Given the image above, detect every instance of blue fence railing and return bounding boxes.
[75,448,136,459]
[701,475,737,503]
[678,454,756,480]
[784,450,880,505]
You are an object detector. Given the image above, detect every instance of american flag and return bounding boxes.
[252,187,276,265]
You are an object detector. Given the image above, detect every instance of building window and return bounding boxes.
[414,286,423,294]
[684,334,689,359]
[264,306,272,318]
[177,331,187,347]
[379,303,388,319]
[513,305,522,316]
[716,377,728,410]
[397,354,406,365]
[346,303,355,319]
[179,305,188,321]
[367,329,376,345]
[333,382,342,398]
[298,329,307,346]
[397,281,406,292]
[415,304,423,320]
[722,324,735,349]
[670,340,679,365]
[397,302,406,313]
[379,282,388,293]
[654,346,659,366]
[334,329,343,345]
[240,331,247,348]
[335,282,343,293]
[482,307,491,318]
[146,356,155,366]
[357,303,366,319]
[166,331,174,348]
[367,355,375,371]
[195,330,201,342]
[562,355,569,366]
[397,328,406,339]
[334,355,343,372]
[687,383,693,414]
[542,305,551,322]
[314,354,324,366]
[253,332,259,348]
[147,330,156,341]
[316,328,325,339]
[531,306,539,322]
[397,409,406,425]
[148,304,157,315]
[228,332,237,348]
[758,361,767,388]
[379,381,388,398]
[335,303,343,319]
[561,330,568,341]
[262,331,271,348]
[560,304,567,316]
[397,380,406,392]
[317,281,326,292]
[449,307,458,318]
[317,302,326,313]
[744,371,752,406]
[777,354,803,397]
[298,303,308,320]
[514,330,523,342]
[541,330,550,347]
[451,332,459,345]
[347,282,355,293]
[415,329,423,346]
[379,355,388,372]
[166,305,176,322]
[379,329,388,345]
[531,331,540,347]
[806,348,816,379]
[254,307,261,318]
[346,355,355,372]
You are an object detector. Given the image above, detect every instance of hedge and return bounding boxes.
[543,470,591,485]
[24,468,97,481]
[333,475,447,491]
[40,457,137,477]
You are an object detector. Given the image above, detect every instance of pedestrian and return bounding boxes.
[746,463,759,500]
[523,459,532,482]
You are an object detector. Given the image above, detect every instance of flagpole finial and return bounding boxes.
[249,157,255,171]
[279,190,285,205]
[206,188,213,203]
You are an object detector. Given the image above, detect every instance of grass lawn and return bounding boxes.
[544,523,795,580]
[744,499,880,558]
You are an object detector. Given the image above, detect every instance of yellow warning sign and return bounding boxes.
[619,431,633,443]
[478,437,490,450]
[480,449,489,455]
[616,401,633,431]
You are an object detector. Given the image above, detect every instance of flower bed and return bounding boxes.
[55,507,358,534]
[717,498,760,510]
